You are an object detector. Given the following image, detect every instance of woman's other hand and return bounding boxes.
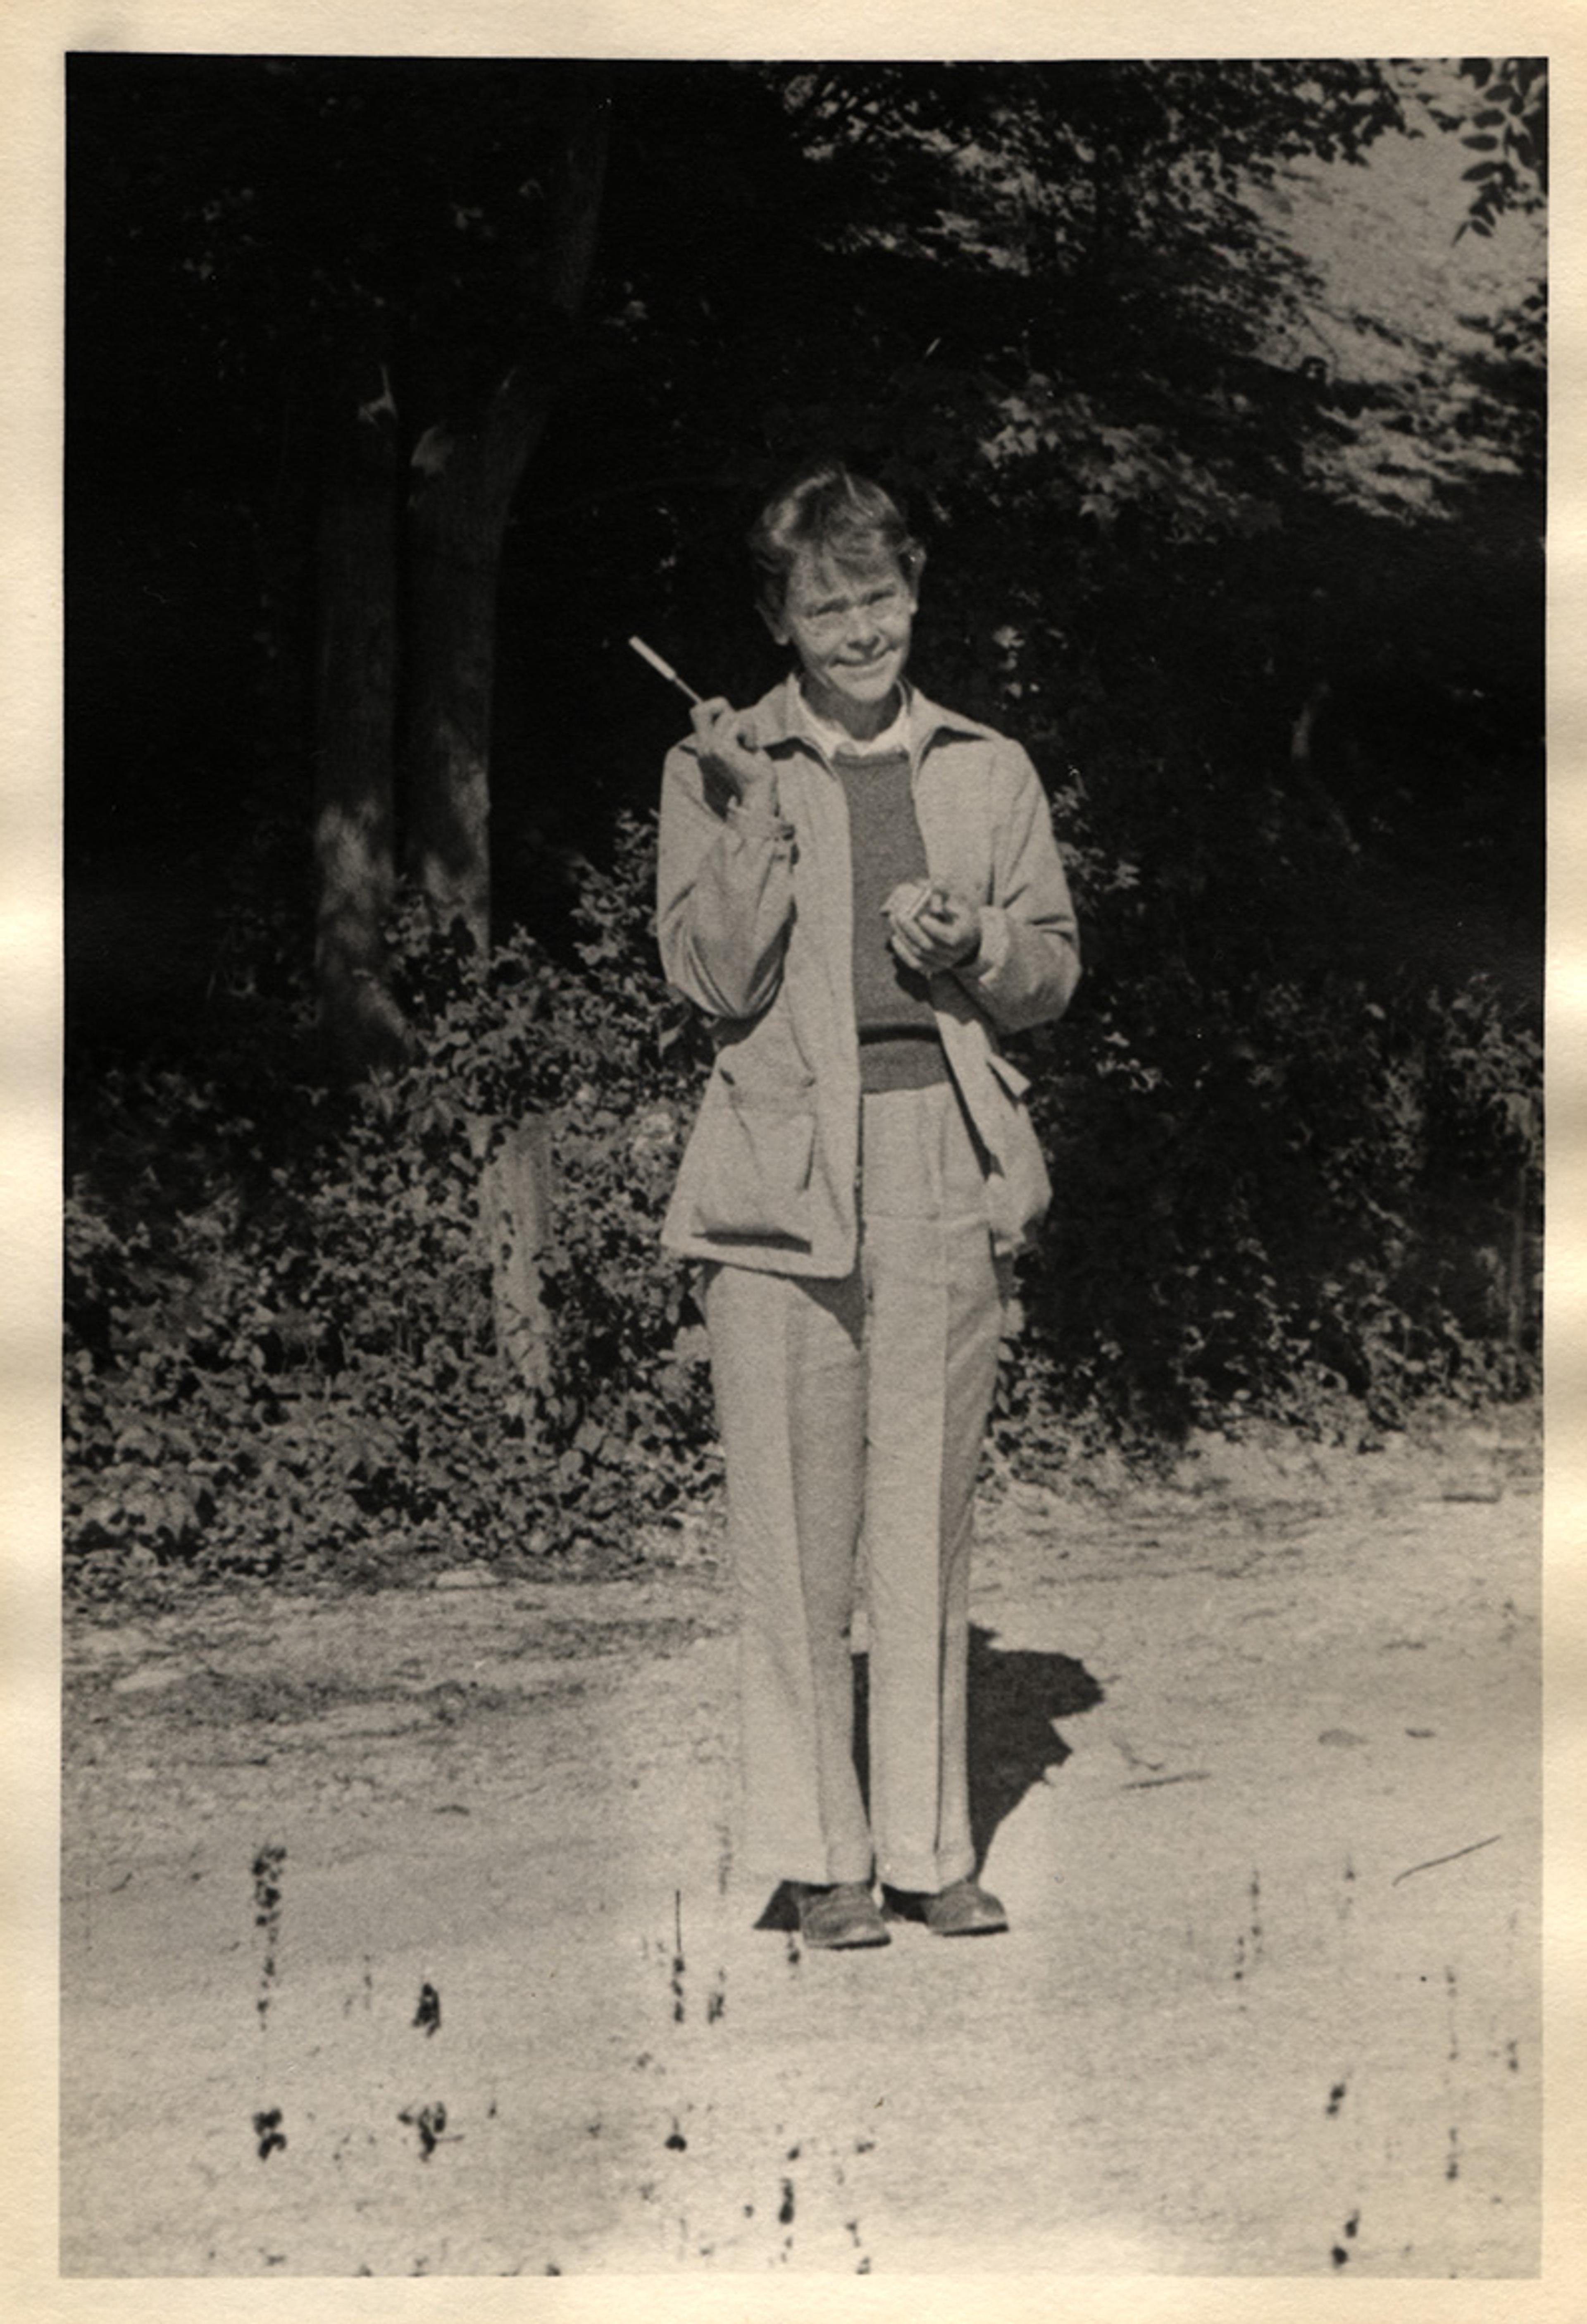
[884,879,982,973]
[691,698,779,813]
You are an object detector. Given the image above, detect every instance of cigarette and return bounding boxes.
[629,635,703,705]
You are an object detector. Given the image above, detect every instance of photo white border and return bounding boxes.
[5,5,1581,2319]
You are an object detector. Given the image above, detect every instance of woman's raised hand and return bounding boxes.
[691,698,778,810]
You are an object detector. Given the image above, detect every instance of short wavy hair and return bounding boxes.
[748,460,925,618]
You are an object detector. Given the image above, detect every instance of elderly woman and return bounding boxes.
[657,461,1079,1949]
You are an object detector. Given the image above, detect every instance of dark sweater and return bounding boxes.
[833,748,948,1093]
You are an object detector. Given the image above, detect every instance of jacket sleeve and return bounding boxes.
[954,740,1081,1033]
[657,739,797,1021]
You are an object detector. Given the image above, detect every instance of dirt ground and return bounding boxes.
[59,1414,1542,2279]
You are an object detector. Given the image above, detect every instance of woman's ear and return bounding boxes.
[759,597,790,647]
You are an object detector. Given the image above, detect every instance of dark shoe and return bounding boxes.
[789,1880,891,1950]
[920,1878,1009,1937]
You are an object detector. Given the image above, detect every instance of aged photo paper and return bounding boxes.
[5,0,1582,2319]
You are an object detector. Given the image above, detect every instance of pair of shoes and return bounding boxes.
[789,1880,891,1949]
[919,1878,1009,1937]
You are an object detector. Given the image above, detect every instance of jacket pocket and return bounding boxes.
[690,1079,817,1243]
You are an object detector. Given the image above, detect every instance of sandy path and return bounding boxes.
[60,1424,1540,2277]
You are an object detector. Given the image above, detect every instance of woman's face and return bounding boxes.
[767,546,917,730]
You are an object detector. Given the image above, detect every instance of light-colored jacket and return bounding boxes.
[657,673,1080,1277]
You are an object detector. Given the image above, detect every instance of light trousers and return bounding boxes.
[703,1080,1005,1894]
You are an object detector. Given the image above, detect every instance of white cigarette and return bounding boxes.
[629,635,703,704]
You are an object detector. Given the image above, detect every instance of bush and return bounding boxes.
[64,814,719,1596]
[64,801,1540,1598]
[1003,805,1542,1450]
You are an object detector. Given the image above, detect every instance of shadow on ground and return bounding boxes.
[963,1624,1104,1866]
[757,1626,1102,1924]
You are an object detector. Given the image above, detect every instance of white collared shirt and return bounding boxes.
[793,680,913,762]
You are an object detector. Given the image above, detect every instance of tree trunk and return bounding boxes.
[481,1115,557,1394]
[398,77,609,1390]
[312,363,407,1078]
[402,413,538,953]
[1288,680,1356,852]
[399,79,610,1387]
[400,76,610,949]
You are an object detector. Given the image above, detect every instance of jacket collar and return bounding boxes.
[755,672,994,768]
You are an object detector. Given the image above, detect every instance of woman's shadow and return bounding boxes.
[759,1625,1102,1925]
[958,1623,1104,1870]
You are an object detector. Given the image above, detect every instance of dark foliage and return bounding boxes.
[64,800,1538,1594]
[64,57,1544,1590]
[64,818,721,1596]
